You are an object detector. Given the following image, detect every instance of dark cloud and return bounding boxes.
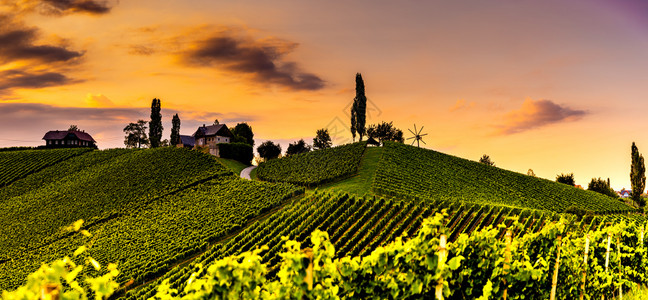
[497,99,587,135]
[181,33,325,91]
[0,15,84,63]
[36,0,115,15]
[0,70,79,92]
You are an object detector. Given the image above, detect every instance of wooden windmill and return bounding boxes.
[407,124,427,147]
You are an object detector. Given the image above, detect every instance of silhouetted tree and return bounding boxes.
[149,98,163,148]
[124,120,149,148]
[232,123,254,147]
[313,129,332,150]
[527,169,536,177]
[214,119,219,125]
[351,73,367,141]
[68,125,79,131]
[286,139,311,156]
[479,154,494,166]
[631,142,646,206]
[588,177,618,198]
[257,141,282,160]
[170,114,181,146]
[556,173,575,186]
[367,121,404,145]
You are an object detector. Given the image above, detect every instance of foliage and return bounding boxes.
[170,114,181,146]
[479,154,494,166]
[313,128,333,150]
[257,142,366,187]
[17,211,648,300]
[350,73,367,141]
[69,124,79,131]
[232,123,255,147]
[149,98,163,148]
[631,142,646,206]
[556,173,575,186]
[527,169,535,177]
[0,148,303,290]
[366,121,404,144]
[286,139,311,156]
[0,148,90,187]
[257,141,282,160]
[588,177,619,198]
[373,141,633,213]
[219,142,254,165]
[123,120,149,148]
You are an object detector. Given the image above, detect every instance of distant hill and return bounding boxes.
[373,141,633,213]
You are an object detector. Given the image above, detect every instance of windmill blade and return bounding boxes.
[418,126,424,134]
[411,140,416,146]
[408,128,416,135]
[407,136,415,140]
[421,139,427,145]
[414,124,418,134]
[419,133,428,137]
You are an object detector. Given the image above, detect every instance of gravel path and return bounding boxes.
[240,166,257,180]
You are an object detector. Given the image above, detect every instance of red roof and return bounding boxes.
[42,130,96,142]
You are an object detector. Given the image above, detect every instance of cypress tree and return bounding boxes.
[149,98,163,148]
[170,113,181,146]
[354,73,367,141]
[350,105,357,142]
[631,142,646,206]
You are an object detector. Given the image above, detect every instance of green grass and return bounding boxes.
[319,146,383,196]
[216,157,249,175]
[373,141,634,213]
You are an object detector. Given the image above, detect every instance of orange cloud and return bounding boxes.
[496,98,587,135]
[449,99,475,112]
[85,93,114,107]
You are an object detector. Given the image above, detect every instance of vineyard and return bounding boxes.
[123,190,645,299]
[0,147,303,290]
[373,141,634,213]
[0,148,91,187]
[256,142,367,187]
[10,209,648,299]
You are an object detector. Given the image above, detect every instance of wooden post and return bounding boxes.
[580,234,590,300]
[550,234,563,300]
[436,234,447,300]
[617,236,622,300]
[602,233,612,300]
[503,230,512,300]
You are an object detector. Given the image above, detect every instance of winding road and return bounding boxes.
[240,166,257,180]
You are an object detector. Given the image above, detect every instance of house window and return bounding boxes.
[218,137,220,142]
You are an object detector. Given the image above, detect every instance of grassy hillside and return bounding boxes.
[0,148,91,187]
[256,142,366,187]
[0,147,303,290]
[373,141,633,213]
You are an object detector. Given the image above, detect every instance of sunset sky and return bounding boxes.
[1,0,648,190]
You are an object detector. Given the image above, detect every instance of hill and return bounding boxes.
[0,147,303,290]
[256,142,366,187]
[373,141,633,213]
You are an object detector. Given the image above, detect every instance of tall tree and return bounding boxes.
[313,128,332,150]
[257,141,282,160]
[149,98,163,148]
[170,113,181,146]
[232,123,254,147]
[123,120,149,148]
[353,73,367,141]
[631,142,646,206]
[350,108,357,142]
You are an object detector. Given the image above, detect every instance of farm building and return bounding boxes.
[177,135,195,148]
[42,130,97,148]
[192,124,233,156]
